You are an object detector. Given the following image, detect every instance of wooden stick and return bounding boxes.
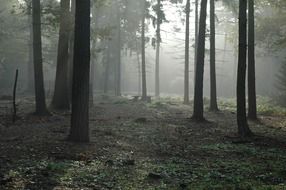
[12,69,18,123]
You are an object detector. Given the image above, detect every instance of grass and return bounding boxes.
[3,141,285,189]
[1,96,286,189]
[217,96,286,116]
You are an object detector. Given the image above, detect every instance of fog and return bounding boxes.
[1,1,286,189]
[0,0,284,101]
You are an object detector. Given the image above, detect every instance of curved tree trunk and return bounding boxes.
[237,0,253,137]
[32,0,49,115]
[248,0,257,120]
[69,0,91,142]
[192,0,207,121]
[51,0,70,110]
[184,0,190,104]
[209,0,219,111]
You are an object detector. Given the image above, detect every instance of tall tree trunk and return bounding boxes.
[136,40,142,96]
[184,0,190,104]
[209,0,218,111]
[90,7,99,106]
[233,29,238,97]
[155,0,161,98]
[90,57,95,106]
[51,0,70,110]
[237,0,253,137]
[248,0,257,120]
[115,5,122,96]
[141,3,147,100]
[194,0,199,83]
[192,0,207,121]
[69,0,91,142]
[32,0,49,115]
[27,2,34,93]
[104,41,110,94]
[67,0,75,101]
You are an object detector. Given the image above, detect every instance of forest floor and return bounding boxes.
[0,95,286,190]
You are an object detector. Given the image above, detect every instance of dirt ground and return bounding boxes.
[0,96,286,190]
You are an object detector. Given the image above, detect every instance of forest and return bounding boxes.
[0,0,286,189]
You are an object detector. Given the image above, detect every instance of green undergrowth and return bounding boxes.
[99,95,286,117]
[218,96,286,116]
[2,142,286,189]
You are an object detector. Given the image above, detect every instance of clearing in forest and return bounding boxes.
[0,96,286,189]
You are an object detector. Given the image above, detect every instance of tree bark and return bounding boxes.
[116,10,122,96]
[69,0,91,143]
[247,0,257,120]
[32,0,49,115]
[136,40,142,96]
[104,41,110,94]
[194,0,199,84]
[155,0,161,98]
[27,2,34,93]
[209,0,219,111]
[141,2,147,101]
[51,0,70,110]
[67,0,75,101]
[90,57,95,106]
[237,0,253,137]
[184,0,190,104]
[192,0,207,121]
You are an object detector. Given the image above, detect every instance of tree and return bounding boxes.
[247,0,257,119]
[32,0,49,115]
[51,0,70,110]
[115,3,122,96]
[104,40,111,94]
[141,0,148,101]
[194,0,199,82]
[237,0,253,137]
[192,0,208,121]
[184,0,190,104]
[209,0,219,111]
[69,0,91,142]
[26,1,34,93]
[155,0,162,98]
[67,0,75,101]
